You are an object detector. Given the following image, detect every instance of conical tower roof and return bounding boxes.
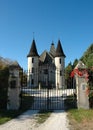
[55,40,66,57]
[27,39,39,57]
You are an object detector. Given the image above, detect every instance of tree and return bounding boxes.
[0,67,9,109]
[65,62,73,88]
[88,68,93,89]
[80,43,93,67]
[72,59,78,69]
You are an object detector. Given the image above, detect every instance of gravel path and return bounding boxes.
[34,110,69,130]
[0,110,69,130]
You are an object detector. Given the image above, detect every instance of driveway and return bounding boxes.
[0,110,69,130]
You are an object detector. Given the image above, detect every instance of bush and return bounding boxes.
[0,67,9,109]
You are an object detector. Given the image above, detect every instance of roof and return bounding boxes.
[75,61,87,69]
[55,40,66,57]
[39,50,53,64]
[27,39,39,57]
[49,42,56,57]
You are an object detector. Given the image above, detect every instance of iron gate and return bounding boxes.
[21,70,77,110]
[21,86,76,110]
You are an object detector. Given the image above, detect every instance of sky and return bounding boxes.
[0,0,93,69]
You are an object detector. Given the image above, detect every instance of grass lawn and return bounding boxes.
[0,109,23,125]
[0,96,34,125]
[35,109,53,124]
[68,108,93,130]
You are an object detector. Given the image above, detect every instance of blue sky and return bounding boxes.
[0,0,93,69]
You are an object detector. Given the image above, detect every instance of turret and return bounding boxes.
[27,39,39,87]
[55,40,66,88]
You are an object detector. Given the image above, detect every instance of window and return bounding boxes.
[59,58,61,64]
[32,58,34,63]
[44,69,48,74]
[32,67,34,73]
[60,70,62,76]
[31,79,34,85]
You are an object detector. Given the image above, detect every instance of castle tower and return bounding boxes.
[55,40,66,89]
[27,39,39,87]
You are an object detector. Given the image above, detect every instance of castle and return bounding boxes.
[27,39,66,89]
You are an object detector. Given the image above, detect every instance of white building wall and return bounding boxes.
[55,57,65,89]
[28,57,39,87]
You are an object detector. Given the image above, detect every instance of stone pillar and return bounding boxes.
[7,69,21,110]
[76,75,89,109]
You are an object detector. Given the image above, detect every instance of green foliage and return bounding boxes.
[0,110,20,124]
[65,62,73,79]
[68,109,93,130]
[0,67,9,109]
[88,69,93,89]
[65,43,93,89]
[36,109,52,124]
[68,109,93,123]
[72,59,78,69]
[80,43,93,67]
[22,71,27,87]
[64,95,77,110]
[65,62,74,88]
